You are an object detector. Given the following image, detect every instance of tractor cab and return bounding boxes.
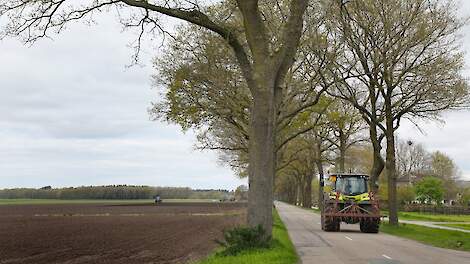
[333,174,368,195]
[328,174,371,202]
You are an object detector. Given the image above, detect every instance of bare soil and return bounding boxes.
[0,202,246,264]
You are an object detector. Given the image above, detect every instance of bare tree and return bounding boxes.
[396,140,430,182]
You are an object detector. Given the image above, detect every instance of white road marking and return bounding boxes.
[317,222,321,224]
[344,236,353,241]
[382,254,392,259]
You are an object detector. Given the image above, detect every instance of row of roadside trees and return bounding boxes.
[152,0,469,226]
[275,135,470,210]
[1,0,469,237]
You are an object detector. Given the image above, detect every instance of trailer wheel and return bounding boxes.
[360,219,379,233]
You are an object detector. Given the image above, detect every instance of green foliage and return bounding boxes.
[430,151,457,179]
[217,225,270,256]
[311,179,320,206]
[275,173,298,204]
[458,188,470,206]
[415,177,444,204]
[429,151,460,200]
[199,210,298,264]
[380,223,470,252]
[378,182,388,202]
[397,186,416,205]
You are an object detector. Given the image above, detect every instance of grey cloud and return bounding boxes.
[398,111,470,180]
[0,13,245,189]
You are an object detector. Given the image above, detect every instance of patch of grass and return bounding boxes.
[294,204,320,213]
[397,212,470,222]
[0,199,216,205]
[437,224,470,231]
[380,222,470,252]
[197,210,298,264]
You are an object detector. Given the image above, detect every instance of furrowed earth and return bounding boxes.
[0,202,247,264]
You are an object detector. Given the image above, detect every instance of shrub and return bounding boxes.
[415,177,444,204]
[216,225,271,256]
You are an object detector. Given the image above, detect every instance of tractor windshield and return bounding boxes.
[335,176,367,195]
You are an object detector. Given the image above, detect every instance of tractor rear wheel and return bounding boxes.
[323,216,340,231]
[360,219,379,233]
[322,202,340,232]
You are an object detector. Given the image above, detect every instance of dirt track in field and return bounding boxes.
[0,202,246,264]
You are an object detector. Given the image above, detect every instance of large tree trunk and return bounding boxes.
[302,173,313,208]
[385,133,398,225]
[385,100,398,226]
[247,79,276,235]
[316,156,325,231]
[287,182,296,204]
[315,141,325,212]
[339,131,346,173]
[369,124,385,193]
[292,180,299,205]
[317,161,324,209]
[238,0,308,238]
[297,182,302,206]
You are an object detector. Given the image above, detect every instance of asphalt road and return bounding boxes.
[275,202,470,264]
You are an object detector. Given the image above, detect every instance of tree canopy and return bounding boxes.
[415,177,444,204]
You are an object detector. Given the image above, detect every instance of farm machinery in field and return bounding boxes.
[154,194,162,205]
[321,173,380,233]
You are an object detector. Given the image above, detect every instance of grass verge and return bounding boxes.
[397,212,470,222]
[0,199,216,205]
[437,223,470,231]
[380,222,470,252]
[311,207,321,213]
[197,210,298,264]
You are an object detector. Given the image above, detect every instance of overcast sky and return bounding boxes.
[1,2,470,190]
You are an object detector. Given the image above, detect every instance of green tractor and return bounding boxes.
[321,173,380,233]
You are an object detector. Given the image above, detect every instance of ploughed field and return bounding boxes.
[0,202,247,264]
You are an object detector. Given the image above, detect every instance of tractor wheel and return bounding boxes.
[360,219,379,233]
[323,216,340,232]
[322,202,340,232]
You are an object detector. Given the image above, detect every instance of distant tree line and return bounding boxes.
[0,185,232,200]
